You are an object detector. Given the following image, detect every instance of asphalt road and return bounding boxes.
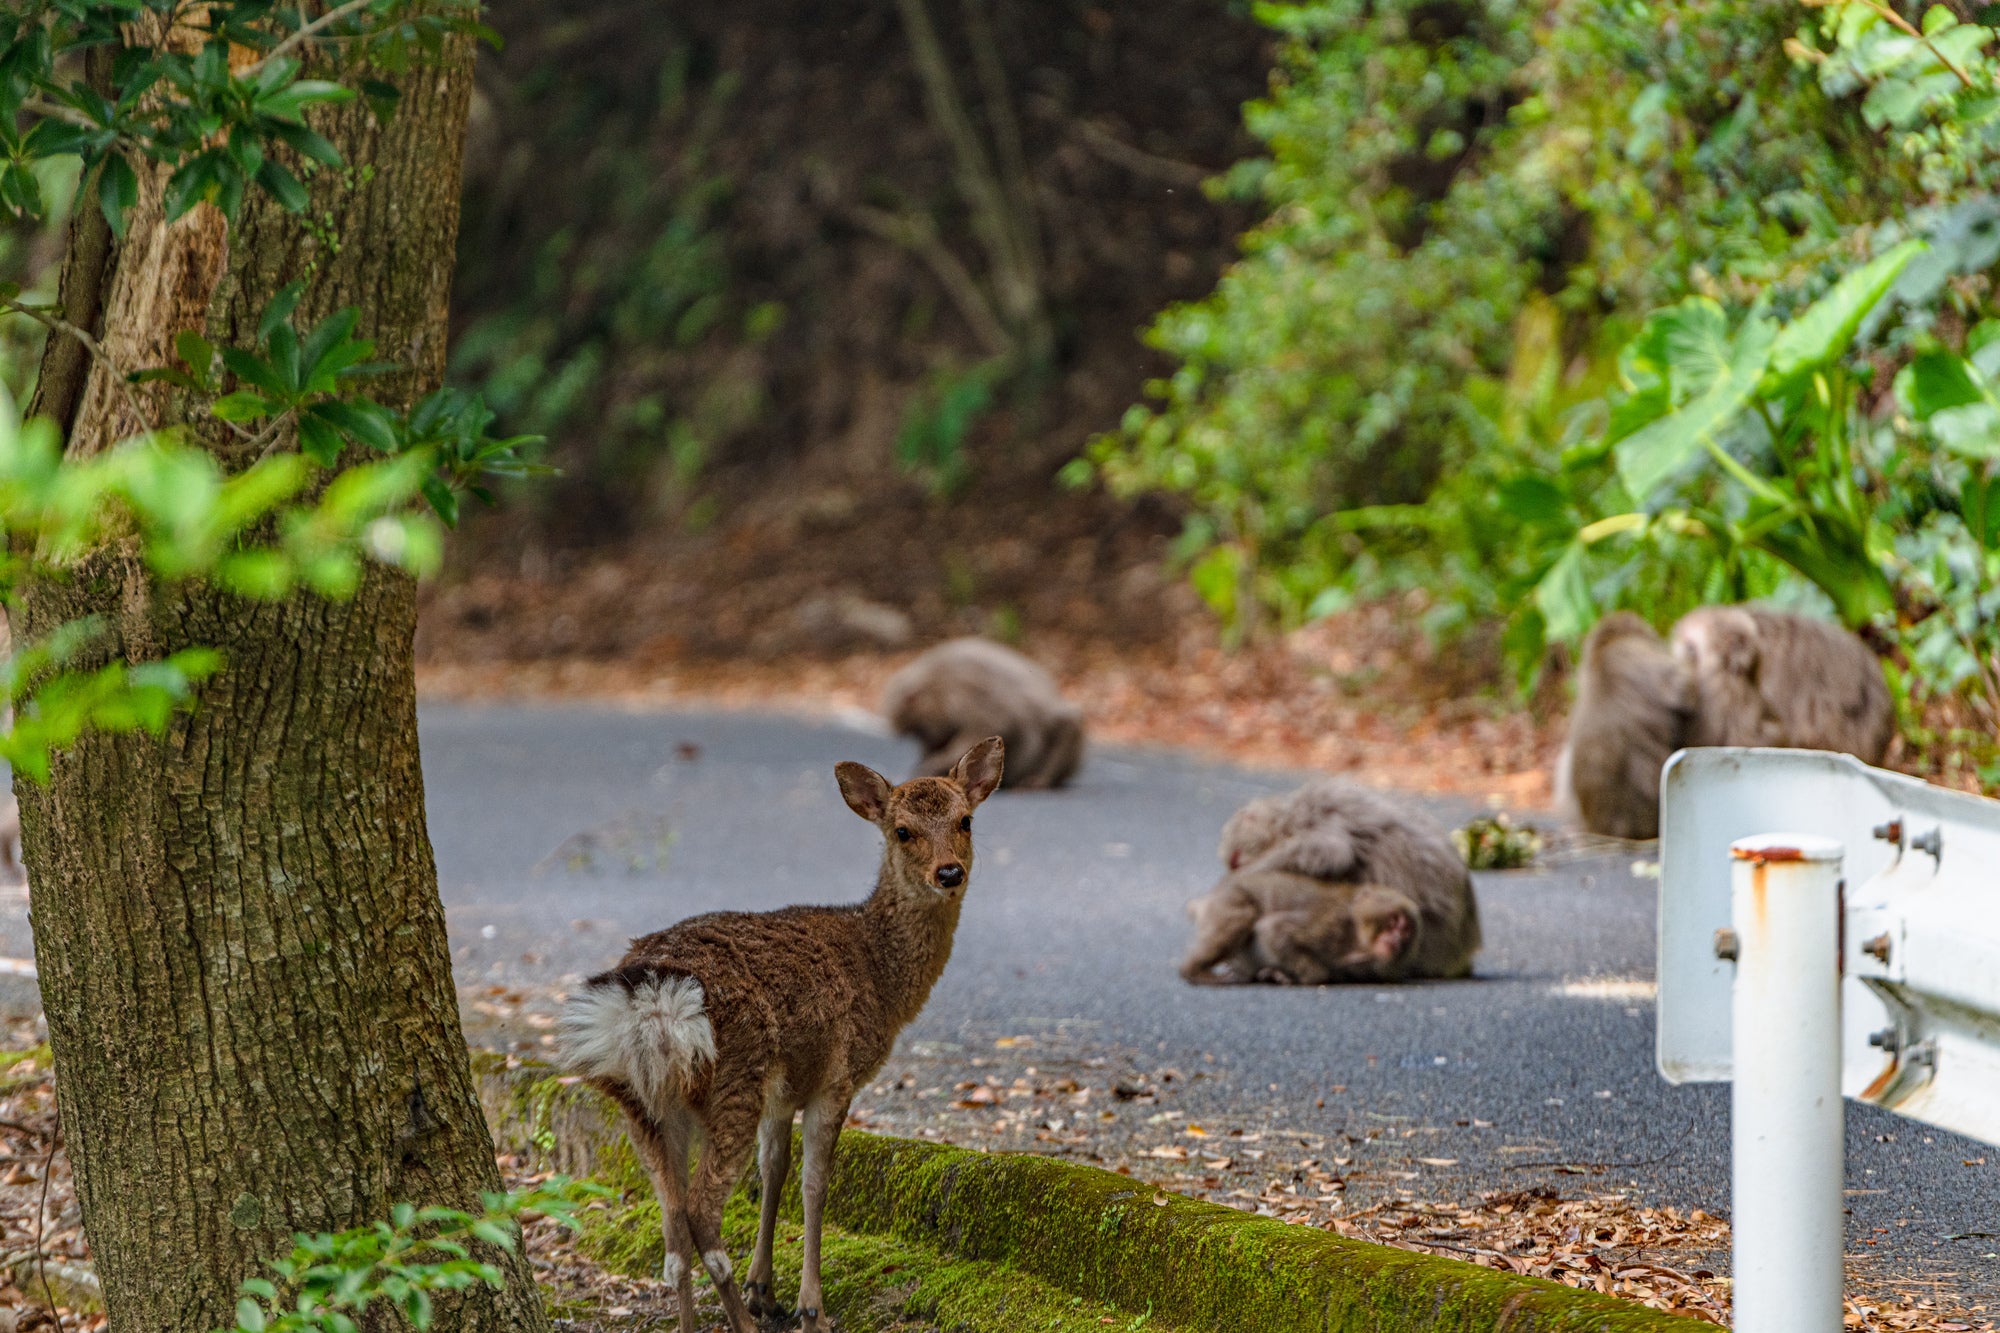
[420,702,2000,1301]
[1,702,1992,1298]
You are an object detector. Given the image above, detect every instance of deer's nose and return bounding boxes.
[934,862,965,889]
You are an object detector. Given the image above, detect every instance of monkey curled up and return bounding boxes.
[883,637,1085,789]
[1181,780,1481,985]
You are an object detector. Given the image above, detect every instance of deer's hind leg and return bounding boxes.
[617,1101,701,1333]
[688,1085,765,1333]
[795,1089,852,1333]
[743,1086,796,1321]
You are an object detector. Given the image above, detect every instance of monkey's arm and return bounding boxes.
[1246,828,1360,882]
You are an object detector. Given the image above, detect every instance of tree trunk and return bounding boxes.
[16,33,548,1333]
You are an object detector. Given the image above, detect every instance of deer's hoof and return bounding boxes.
[744,1281,791,1322]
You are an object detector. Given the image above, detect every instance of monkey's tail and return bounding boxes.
[558,967,716,1114]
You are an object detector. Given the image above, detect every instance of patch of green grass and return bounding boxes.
[574,1180,1175,1332]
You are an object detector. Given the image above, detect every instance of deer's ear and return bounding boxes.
[836,762,893,823]
[949,736,1005,806]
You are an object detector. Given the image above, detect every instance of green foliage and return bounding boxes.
[0,390,455,776]
[223,1180,605,1333]
[0,0,550,782]
[896,359,1003,496]
[448,35,743,515]
[1452,814,1542,870]
[1085,0,1910,630]
[0,0,482,235]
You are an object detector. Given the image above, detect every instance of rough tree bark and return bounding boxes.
[16,30,549,1333]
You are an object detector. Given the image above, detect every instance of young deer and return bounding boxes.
[559,736,1005,1333]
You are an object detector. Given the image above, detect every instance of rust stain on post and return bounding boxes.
[1732,844,1812,863]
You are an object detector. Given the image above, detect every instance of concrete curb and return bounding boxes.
[476,1055,1703,1333]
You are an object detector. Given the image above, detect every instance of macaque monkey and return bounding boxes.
[1185,780,1480,984]
[1670,604,1893,763]
[1556,612,1696,841]
[1181,872,1433,984]
[882,638,1085,789]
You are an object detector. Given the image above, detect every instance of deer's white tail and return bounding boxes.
[559,972,716,1111]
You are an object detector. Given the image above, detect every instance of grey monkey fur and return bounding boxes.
[882,638,1084,789]
[1557,604,1893,840]
[1670,604,1893,762]
[1189,779,1481,983]
[1181,871,1436,985]
[1556,612,1695,841]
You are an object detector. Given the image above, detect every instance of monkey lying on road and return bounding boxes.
[883,638,1084,790]
[1181,872,1441,985]
[1183,780,1480,985]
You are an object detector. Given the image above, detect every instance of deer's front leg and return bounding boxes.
[796,1092,850,1332]
[744,1102,794,1321]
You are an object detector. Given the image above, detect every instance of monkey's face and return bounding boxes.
[1325,886,1422,980]
[1672,608,1759,677]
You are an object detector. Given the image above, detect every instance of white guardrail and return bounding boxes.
[1658,748,2000,1332]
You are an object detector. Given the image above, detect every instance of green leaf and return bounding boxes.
[234,1296,266,1332]
[256,160,309,214]
[420,474,459,526]
[1187,544,1241,621]
[1762,239,1925,388]
[297,413,345,467]
[211,392,275,423]
[259,79,356,122]
[175,331,217,387]
[221,347,292,398]
[1900,348,1984,417]
[1615,314,1774,502]
[215,550,295,599]
[306,400,397,453]
[258,283,305,345]
[1532,542,1594,645]
[1931,402,2000,456]
[1635,297,1738,399]
[468,1218,516,1248]
[1962,474,2000,548]
[1752,519,1894,627]
[98,155,138,237]
[1495,474,1568,526]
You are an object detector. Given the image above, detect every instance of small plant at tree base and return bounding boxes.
[223,1181,606,1333]
[1453,814,1543,870]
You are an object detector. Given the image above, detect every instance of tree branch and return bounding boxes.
[845,204,1015,358]
[240,0,376,80]
[892,0,1045,346]
[2,299,155,437]
[1074,119,1213,188]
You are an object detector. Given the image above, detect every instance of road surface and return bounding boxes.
[419,702,2000,1301]
[2,702,1992,1299]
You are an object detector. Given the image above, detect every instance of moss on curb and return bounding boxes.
[477,1056,1704,1333]
[578,1182,1178,1332]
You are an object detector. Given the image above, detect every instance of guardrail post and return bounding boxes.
[1728,832,1845,1333]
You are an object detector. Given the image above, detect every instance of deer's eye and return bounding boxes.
[895,827,911,842]
[959,816,972,832]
